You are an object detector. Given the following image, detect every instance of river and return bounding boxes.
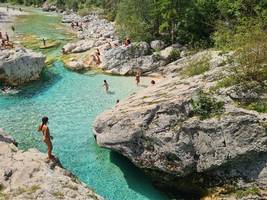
[0,7,168,200]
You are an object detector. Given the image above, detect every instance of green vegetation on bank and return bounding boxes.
[191,90,224,119]
[182,55,210,77]
[1,0,266,47]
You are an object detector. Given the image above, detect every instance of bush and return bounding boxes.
[245,101,267,113]
[169,49,180,62]
[191,90,224,119]
[182,56,210,77]
[212,76,237,91]
[231,40,267,87]
[213,18,267,93]
[235,187,260,199]
[77,8,91,16]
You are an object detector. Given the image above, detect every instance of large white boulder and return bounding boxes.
[150,40,165,50]
[0,48,46,86]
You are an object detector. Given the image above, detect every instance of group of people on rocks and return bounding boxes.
[0,31,13,49]
[85,36,131,66]
[71,21,83,31]
[1,6,23,50]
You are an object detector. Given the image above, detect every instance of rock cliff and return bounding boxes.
[0,48,46,86]
[93,50,267,198]
[0,129,102,200]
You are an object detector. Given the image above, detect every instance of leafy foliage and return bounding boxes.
[182,56,210,77]
[246,101,267,113]
[235,187,261,199]
[169,48,180,62]
[191,90,224,119]
[2,0,266,48]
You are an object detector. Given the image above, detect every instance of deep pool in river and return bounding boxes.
[0,7,168,200]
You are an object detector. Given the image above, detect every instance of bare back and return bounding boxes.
[38,125,51,143]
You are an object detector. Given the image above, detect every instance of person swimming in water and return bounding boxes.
[103,80,109,93]
[38,116,55,160]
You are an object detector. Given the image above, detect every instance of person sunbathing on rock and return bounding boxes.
[61,47,66,54]
[38,116,55,160]
[124,37,131,47]
[107,42,112,49]
[71,22,75,29]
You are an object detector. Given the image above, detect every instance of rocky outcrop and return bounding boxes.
[0,48,46,86]
[150,40,165,50]
[99,42,166,75]
[65,60,88,71]
[93,50,267,198]
[62,13,81,23]
[42,1,57,12]
[63,40,95,54]
[0,130,103,200]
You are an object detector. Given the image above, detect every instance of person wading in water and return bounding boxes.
[38,116,55,160]
[135,70,141,86]
[103,80,109,93]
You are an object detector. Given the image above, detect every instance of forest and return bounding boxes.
[1,0,266,48]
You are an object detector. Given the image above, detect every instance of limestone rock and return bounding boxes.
[150,40,165,51]
[42,1,56,12]
[63,40,95,53]
[100,42,163,75]
[159,46,179,61]
[0,131,103,200]
[65,60,88,71]
[62,13,81,23]
[93,49,267,197]
[0,48,46,86]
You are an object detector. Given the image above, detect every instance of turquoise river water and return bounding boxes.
[0,8,168,200]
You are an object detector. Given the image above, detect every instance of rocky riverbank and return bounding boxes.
[93,50,267,199]
[60,12,185,75]
[0,129,103,200]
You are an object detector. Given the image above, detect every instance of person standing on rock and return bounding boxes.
[95,49,101,65]
[103,80,109,93]
[42,38,46,47]
[5,33,9,42]
[38,116,55,160]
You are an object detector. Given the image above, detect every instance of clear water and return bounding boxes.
[0,7,168,200]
